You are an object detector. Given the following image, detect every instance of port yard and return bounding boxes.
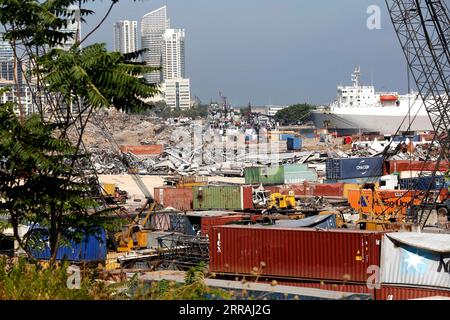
[4,112,447,301]
[0,0,449,304]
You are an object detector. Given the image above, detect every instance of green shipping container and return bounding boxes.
[192,186,253,210]
[284,163,317,184]
[244,166,285,185]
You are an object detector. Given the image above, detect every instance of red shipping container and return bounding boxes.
[376,285,450,300]
[119,144,163,155]
[305,182,344,197]
[242,185,254,210]
[201,215,245,237]
[154,186,193,211]
[264,184,306,196]
[262,279,374,297]
[385,160,449,174]
[209,225,386,283]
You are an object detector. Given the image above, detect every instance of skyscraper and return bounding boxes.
[59,6,81,51]
[162,29,185,80]
[0,36,33,115]
[113,20,138,54]
[141,6,170,83]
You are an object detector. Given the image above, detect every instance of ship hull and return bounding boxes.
[310,109,434,135]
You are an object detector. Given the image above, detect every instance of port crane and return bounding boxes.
[385,0,450,228]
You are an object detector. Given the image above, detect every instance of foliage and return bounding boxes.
[0,103,108,260]
[274,103,313,125]
[128,263,232,300]
[0,257,101,300]
[0,0,161,263]
[0,258,232,300]
[38,43,160,116]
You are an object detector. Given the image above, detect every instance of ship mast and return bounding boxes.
[351,66,361,87]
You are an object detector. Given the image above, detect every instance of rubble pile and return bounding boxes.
[72,112,443,176]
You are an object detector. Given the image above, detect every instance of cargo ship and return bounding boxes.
[310,67,435,135]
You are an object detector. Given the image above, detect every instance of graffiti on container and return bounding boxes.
[217,232,221,253]
[67,265,81,290]
[366,265,381,289]
[437,256,450,273]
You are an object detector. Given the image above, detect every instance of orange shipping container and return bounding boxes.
[119,145,163,155]
[348,189,423,220]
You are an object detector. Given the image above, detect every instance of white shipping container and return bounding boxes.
[381,233,450,290]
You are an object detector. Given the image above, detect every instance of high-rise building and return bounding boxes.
[164,78,191,109]
[59,6,81,51]
[0,36,34,115]
[162,29,185,80]
[113,20,138,54]
[141,6,170,83]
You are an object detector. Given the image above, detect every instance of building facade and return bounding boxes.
[162,28,185,80]
[113,20,138,54]
[0,37,35,116]
[164,78,191,109]
[141,6,170,83]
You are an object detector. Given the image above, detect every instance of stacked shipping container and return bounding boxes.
[154,186,193,211]
[209,225,385,283]
[326,157,384,180]
[192,186,253,211]
[245,164,318,186]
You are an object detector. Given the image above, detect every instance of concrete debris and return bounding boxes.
[75,113,443,177]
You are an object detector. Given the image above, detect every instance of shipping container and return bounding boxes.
[343,183,360,199]
[304,182,344,197]
[201,214,246,237]
[246,165,317,185]
[244,166,285,185]
[326,157,384,180]
[29,228,107,263]
[274,214,336,229]
[154,186,193,211]
[385,160,449,175]
[119,144,163,155]
[284,164,317,183]
[399,176,445,191]
[280,134,296,141]
[255,279,374,297]
[325,177,381,184]
[347,189,422,219]
[287,137,302,150]
[376,285,450,300]
[169,214,196,235]
[380,233,450,290]
[209,225,386,283]
[192,185,253,210]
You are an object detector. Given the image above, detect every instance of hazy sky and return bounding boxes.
[84,0,410,106]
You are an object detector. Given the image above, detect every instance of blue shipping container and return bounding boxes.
[169,214,196,235]
[29,228,107,263]
[326,157,384,180]
[399,176,445,190]
[287,137,302,150]
[280,134,295,141]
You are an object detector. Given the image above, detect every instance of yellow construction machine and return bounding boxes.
[253,188,297,213]
[114,200,156,252]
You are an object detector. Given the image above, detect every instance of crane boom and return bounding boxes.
[385,0,450,227]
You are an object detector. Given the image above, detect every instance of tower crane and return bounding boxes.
[385,0,450,228]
